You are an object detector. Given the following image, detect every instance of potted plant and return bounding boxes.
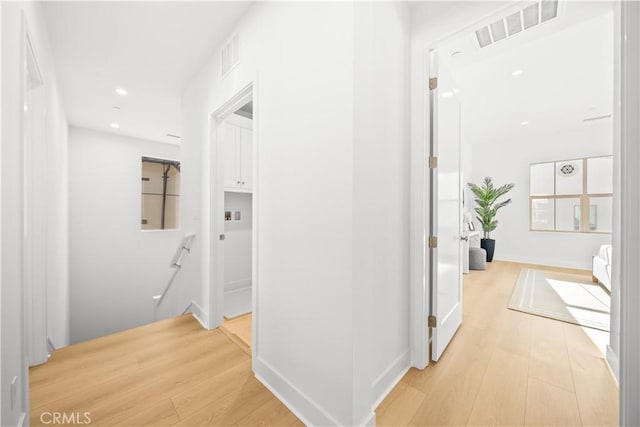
[467,177,515,262]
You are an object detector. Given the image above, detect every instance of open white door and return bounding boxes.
[429,50,463,362]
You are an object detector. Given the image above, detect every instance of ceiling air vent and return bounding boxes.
[475,0,559,48]
[221,33,239,78]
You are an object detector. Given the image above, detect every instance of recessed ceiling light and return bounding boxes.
[24,105,28,112]
[441,91,454,98]
[115,88,128,96]
[512,69,524,76]
[521,121,529,126]
[110,123,120,129]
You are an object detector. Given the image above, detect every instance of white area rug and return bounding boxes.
[508,268,610,331]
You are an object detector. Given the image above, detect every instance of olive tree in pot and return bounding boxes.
[467,177,515,262]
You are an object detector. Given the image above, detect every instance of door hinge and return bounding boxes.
[428,315,437,328]
[428,156,438,169]
[429,77,438,90]
[428,235,438,249]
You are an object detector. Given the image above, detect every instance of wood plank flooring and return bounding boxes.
[222,313,253,351]
[30,261,618,426]
[377,261,619,426]
[29,315,301,426]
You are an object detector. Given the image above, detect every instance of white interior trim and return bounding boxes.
[254,356,341,426]
[22,15,49,368]
[409,47,429,369]
[224,280,251,293]
[608,0,622,385]
[410,1,524,371]
[606,344,619,385]
[371,349,411,413]
[619,1,640,424]
[184,301,208,330]
[208,82,254,332]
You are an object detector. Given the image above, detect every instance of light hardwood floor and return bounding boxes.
[29,315,301,426]
[222,313,253,352]
[377,261,619,426]
[30,261,618,426]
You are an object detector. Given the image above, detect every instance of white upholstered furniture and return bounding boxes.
[462,231,481,274]
[592,244,612,292]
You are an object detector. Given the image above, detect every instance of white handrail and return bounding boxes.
[155,233,196,307]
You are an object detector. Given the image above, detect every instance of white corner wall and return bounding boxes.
[2,1,69,424]
[68,127,187,344]
[181,2,410,425]
[353,2,411,423]
[183,4,355,424]
[470,124,613,269]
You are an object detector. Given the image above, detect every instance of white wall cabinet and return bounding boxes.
[223,119,252,192]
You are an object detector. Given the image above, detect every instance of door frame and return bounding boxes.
[21,15,48,367]
[619,1,640,424]
[410,2,527,370]
[427,49,465,363]
[208,82,260,361]
[409,1,625,377]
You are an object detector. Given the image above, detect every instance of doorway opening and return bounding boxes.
[428,0,616,360]
[210,84,256,353]
[220,103,253,350]
[412,2,619,424]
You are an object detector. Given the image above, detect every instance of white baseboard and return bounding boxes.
[494,254,592,271]
[361,411,376,427]
[185,301,209,329]
[254,356,341,426]
[371,349,411,410]
[224,286,252,319]
[224,278,251,292]
[606,344,620,385]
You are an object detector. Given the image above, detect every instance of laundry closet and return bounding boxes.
[222,102,253,319]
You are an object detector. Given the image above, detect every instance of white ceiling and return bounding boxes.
[43,1,252,144]
[437,2,614,145]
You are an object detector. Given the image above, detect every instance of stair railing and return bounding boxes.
[153,233,196,307]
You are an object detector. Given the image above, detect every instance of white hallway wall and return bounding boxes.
[470,122,613,269]
[353,2,411,417]
[1,1,69,424]
[68,127,188,344]
[181,2,409,424]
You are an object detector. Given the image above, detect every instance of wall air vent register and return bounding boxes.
[221,33,239,77]
[475,1,560,48]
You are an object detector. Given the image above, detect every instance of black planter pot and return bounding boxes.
[481,238,496,262]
